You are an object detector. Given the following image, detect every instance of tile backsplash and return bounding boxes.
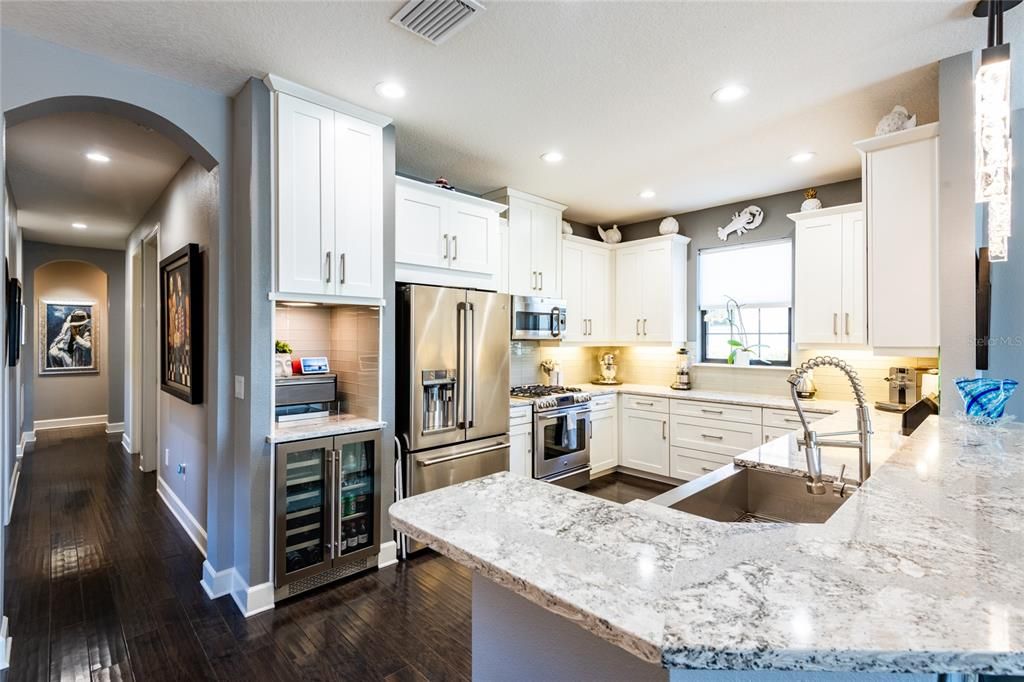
[509,342,937,404]
[275,304,381,420]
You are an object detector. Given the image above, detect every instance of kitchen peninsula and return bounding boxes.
[390,411,1024,680]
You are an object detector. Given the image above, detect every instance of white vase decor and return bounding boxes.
[800,188,822,212]
[561,220,573,236]
[733,349,753,367]
[274,353,293,378]
[874,105,917,137]
[597,224,622,244]
[658,216,680,235]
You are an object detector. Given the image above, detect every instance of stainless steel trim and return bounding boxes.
[325,250,332,283]
[339,253,346,284]
[328,450,336,555]
[456,301,467,429]
[700,433,724,440]
[533,404,591,481]
[418,441,509,467]
[467,302,476,427]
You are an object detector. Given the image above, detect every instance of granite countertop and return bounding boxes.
[573,382,844,414]
[267,413,385,444]
[390,412,1024,675]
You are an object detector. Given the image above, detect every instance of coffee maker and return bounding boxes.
[876,367,927,412]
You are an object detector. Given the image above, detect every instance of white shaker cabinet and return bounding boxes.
[790,204,866,346]
[561,236,612,343]
[588,395,618,475]
[619,407,670,476]
[395,177,504,288]
[483,188,567,298]
[272,82,388,301]
[855,123,940,355]
[614,235,689,345]
[509,404,533,478]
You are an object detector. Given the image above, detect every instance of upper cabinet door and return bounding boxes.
[396,182,447,269]
[841,210,867,345]
[615,246,642,341]
[561,240,585,341]
[506,197,536,296]
[531,204,561,298]
[277,93,335,295]
[638,242,672,342]
[334,112,383,299]
[794,214,844,345]
[448,201,497,275]
[583,246,611,341]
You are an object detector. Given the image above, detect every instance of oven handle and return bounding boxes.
[417,442,508,467]
[536,408,591,423]
[545,466,591,483]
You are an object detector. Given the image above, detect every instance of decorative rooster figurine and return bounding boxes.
[597,224,622,244]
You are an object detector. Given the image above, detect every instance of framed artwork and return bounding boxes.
[39,299,98,375]
[160,243,203,404]
[6,275,23,367]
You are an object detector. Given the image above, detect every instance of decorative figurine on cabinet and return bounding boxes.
[597,224,622,244]
[801,188,822,212]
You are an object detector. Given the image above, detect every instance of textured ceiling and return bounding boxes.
[6,112,187,250]
[2,1,1015,224]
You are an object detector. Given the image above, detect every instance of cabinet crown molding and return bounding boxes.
[563,232,691,251]
[787,202,864,222]
[396,175,506,212]
[265,73,393,128]
[853,121,939,153]
[481,187,568,212]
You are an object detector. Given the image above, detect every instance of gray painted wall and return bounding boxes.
[130,158,217,528]
[21,241,126,427]
[594,180,862,342]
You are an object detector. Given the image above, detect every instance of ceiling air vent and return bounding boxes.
[390,0,485,45]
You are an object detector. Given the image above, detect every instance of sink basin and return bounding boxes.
[648,464,851,524]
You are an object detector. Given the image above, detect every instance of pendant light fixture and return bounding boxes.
[975,0,1018,262]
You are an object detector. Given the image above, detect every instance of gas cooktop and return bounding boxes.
[511,385,590,411]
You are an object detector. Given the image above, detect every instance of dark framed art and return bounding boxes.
[160,243,203,404]
[39,299,98,375]
[6,272,23,367]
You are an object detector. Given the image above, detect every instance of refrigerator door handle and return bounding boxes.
[456,301,467,429]
[327,450,336,557]
[418,442,509,467]
[467,302,476,428]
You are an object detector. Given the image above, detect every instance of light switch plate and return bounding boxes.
[234,375,245,400]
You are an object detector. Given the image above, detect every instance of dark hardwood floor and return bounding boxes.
[578,471,674,504]
[4,428,669,682]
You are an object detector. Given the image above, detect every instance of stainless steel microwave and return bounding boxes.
[511,296,567,340]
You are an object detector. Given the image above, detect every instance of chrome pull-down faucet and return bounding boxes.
[787,356,873,495]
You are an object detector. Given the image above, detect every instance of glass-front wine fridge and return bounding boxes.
[274,429,382,601]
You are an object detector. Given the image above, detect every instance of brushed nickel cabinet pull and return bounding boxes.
[845,312,850,336]
[662,421,667,440]
[833,313,838,335]
[452,235,458,261]
[443,234,449,260]
[643,318,648,336]
[325,251,332,283]
[339,253,346,284]
[635,319,640,336]
[700,433,724,440]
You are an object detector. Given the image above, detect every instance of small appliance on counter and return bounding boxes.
[593,352,622,385]
[876,367,933,413]
[274,373,337,422]
[793,369,817,400]
[671,348,691,390]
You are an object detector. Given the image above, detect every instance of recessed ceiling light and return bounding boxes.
[85,151,110,163]
[639,189,656,199]
[374,81,406,99]
[711,84,749,103]
[540,151,564,164]
[789,151,816,163]
[71,222,88,230]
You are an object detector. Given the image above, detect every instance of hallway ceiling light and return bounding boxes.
[711,84,748,103]
[789,151,816,163]
[375,81,406,99]
[85,151,110,163]
[540,150,564,164]
[71,222,88,230]
[639,189,656,199]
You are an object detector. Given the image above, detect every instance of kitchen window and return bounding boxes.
[698,239,793,366]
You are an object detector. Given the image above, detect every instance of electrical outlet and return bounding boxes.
[234,375,245,400]
[177,462,186,477]
[165,448,170,466]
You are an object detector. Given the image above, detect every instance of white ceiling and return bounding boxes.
[3,1,1018,225]
[6,112,188,250]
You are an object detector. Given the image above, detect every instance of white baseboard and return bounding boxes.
[6,459,21,526]
[0,616,11,670]
[105,421,125,435]
[156,476,207,557]
[230,570,275,617]
[34,414,107,431]
[201,560,234,599]
[21,431,36,448]
[378,540,398,568]
[120,432,135,455]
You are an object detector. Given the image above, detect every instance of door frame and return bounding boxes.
[139,225,160,473]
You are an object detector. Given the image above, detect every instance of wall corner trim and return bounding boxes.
[201,560,234,599]
[120,433,135,455]
[156,476,208,557]
[229,571,275,618]
[378,540,399,569]
[5,461,22,526]
[105,421,125,435]
[0,617,11,670]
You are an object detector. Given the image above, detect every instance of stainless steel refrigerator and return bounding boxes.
[397,284,510,553]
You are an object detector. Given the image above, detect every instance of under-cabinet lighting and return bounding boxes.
[85,151,110,163]
[71,222,88,230]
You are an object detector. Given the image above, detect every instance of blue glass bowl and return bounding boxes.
[955,377,1019,423]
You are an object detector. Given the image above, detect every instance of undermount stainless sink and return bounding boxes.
[649,464,853,524]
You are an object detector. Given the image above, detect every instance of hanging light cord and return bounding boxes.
[988,0,1005,47]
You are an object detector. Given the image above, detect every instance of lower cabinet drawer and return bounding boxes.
[670,415,762,457]
[622,394,670,414]
[671,447,731,481]
[670,399,761,425]
[762,407,827,429]
[590,394,617,412]
[763,425,796,443]
[510,404,532,427]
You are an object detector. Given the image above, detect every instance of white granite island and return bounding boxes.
[389,412,1024,682]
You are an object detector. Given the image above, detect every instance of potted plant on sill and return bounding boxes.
[705,296,766,366]
[275,339,293,378]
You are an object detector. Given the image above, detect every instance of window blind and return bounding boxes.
[698,240,792,309]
